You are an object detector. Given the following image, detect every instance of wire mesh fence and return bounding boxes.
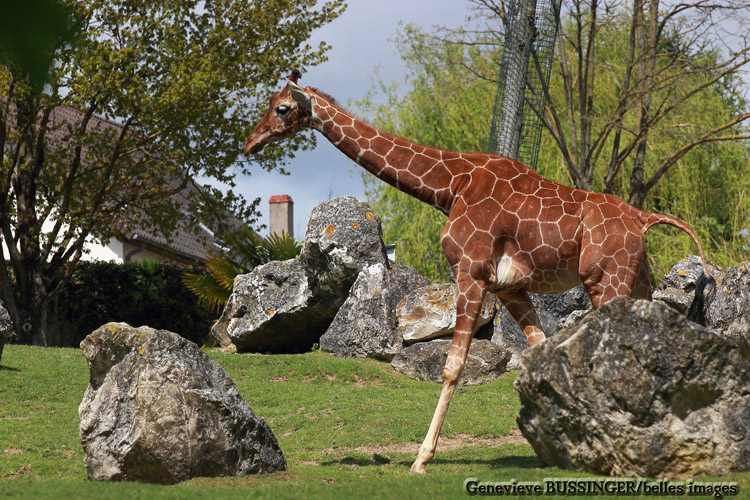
[488,0,561,170]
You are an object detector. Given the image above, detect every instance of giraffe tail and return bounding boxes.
[640,212,716,326]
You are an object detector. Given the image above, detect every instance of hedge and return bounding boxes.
[52,260,216,347]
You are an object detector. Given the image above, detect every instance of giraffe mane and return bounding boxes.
[310,88,341,107]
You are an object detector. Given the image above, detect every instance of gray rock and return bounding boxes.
[79,323,285,484]
[209,306,236,351]
[515,297,750,479]
[0,302,13,364]
[222,258,325,353]
[708,261,750,359]
[320,262,430,361]
[218,197,388,353]
[391,339,510,385]
[491,285,592,370]
[654,255,724,314]
[655,256,749,357]
[397,283,496,344]
[300,195,388,292]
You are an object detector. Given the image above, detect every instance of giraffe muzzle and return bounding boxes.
[244,136,264,156]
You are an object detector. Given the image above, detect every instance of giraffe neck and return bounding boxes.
[309,93,466,214]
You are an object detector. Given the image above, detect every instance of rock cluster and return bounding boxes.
[214,196,388,353]
[79,323,285,484]
[212,193,750,402]
[210,196,594,384]
[515,297,750,478]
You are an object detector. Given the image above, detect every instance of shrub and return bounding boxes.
[52,260,215,347]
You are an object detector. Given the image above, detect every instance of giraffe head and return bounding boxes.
[244,70,313,156]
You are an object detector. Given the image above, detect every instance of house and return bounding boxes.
[84,193,297,266]
[36,105,244,267]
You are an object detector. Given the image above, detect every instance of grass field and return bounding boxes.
[1,343,749,499]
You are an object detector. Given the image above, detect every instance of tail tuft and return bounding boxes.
[686,273,716,326]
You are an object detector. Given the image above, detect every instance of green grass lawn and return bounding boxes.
[1,344,749,499]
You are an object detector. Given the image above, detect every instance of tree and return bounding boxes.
[541,0,750,209]
[362,0,750,280]
[0,0,77,92]
[0,0,345,346]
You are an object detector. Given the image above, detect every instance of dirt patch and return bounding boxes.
[8,464,30,479]
[325,429,527,455]
[346,374,386,388]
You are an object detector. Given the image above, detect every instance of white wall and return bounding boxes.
[0,217,126,263]
[80,237,124,263]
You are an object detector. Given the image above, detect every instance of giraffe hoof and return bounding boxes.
[409,462,426,474]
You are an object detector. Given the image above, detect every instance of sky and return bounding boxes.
[238,0,476,237]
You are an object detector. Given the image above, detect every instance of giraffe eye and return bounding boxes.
[276,105,291,116]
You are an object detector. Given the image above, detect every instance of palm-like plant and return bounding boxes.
[183,228,302,314]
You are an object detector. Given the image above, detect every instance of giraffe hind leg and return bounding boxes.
[581,255,649,308]
[497,289,546,346]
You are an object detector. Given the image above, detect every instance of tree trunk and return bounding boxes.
[627,0,656,209]
[17,275,50,347]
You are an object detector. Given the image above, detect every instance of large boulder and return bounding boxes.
[491,285,592,370]
[300,196,388,288]
[397,283,496,344]
[216,196,388,353]
[319,262,430,361]
[79,323,286,484]
[515,297,750,479]
[0,302,13,364]
[222,259,326,353]
[391,339,510,385]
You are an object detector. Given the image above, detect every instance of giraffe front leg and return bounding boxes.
[410,278,486,474]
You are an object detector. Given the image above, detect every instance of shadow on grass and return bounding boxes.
[407,456,543,470]
[323,455,543,470]
[0,365,21,372]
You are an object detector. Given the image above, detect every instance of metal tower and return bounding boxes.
[488,0,561,169]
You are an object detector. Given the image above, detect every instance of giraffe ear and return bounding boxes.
[289,81,311,114]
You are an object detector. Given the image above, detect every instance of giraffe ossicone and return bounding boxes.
[244,71,716,474]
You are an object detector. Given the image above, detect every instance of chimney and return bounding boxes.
[269,194,294,238]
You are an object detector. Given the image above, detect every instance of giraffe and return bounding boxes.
[244,71,716,474]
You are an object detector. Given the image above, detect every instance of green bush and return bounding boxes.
[52,260,215,347]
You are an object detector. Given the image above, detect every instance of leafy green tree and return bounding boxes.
[0,0,345,346]
[362,2,750,281]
